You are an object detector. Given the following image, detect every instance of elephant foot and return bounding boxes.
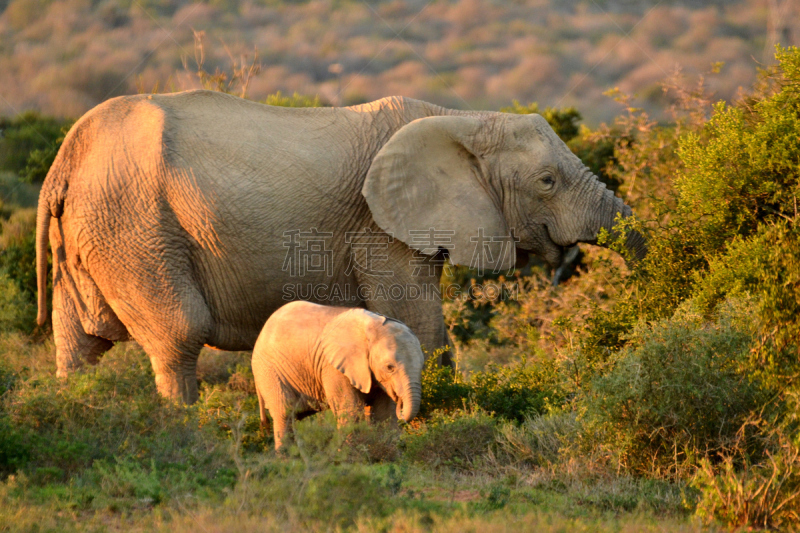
[154,372,199,404]
[55,358,83,379]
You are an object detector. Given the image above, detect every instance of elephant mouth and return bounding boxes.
[514,248,530,268]
[518,224,565,268]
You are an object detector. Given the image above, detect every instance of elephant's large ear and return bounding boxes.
[321,310,374,394]
[363,115,515,270]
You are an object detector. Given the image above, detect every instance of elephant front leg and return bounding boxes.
[52,282,113,377]
[262,386,306,452]
[271,410,291,452]
[147,355,199,404]
[322,368,367,427]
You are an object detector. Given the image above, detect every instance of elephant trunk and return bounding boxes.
[584,177,647,261]
[396,380,421,423]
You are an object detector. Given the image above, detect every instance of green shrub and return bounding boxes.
[2,343,227,480]
[496,412,579,467]
[420,355,562,422]
[0,208,39,300]
[693,429,800,530]
[92,457,167,504]
[22,125,71,185]
[0,112,72,182]
[470,360,563,423]
[500,101,582,143]
[0,208,42,333]
[341,420,402,464]
[403,409,498,471]
[677,51,800,253]
[300,465,395,528]
[0,274,35,334]
[419,356,472,417]
[583,299,764,477]
[579,47,800,374]
[0,415,29,477]
[0,173,39,210]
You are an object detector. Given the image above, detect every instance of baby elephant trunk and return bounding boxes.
[396,381,421,423]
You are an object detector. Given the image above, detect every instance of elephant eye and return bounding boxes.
[541,175,555,187]
[386,364,397,373]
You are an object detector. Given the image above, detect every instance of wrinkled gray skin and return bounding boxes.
[252,301,424,451]
[36,91,646,404]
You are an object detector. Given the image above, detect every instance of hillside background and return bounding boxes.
[1,0,798,124]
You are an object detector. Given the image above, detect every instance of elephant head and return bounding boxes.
[363,113,646,271]
[322,309,425,422]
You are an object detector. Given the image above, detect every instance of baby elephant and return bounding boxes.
[252,301,425,451]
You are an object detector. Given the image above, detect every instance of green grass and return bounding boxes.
[0,337,702,532]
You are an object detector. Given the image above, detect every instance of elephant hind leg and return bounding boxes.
[118,283,213,404]
[52,282,114,377]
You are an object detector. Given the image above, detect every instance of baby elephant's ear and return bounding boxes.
[322,310,373,394]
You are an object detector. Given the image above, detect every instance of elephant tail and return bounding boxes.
[36,148,70,326]
[36,197,51,326]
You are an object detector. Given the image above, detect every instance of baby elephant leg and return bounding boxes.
[262,386,300,452]
[322,367,367,427]
[272,411,292,452]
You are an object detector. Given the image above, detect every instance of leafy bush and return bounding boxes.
[0,274,35,334]
[693,429,800,529]
[496,412,579,467]
[419,356,472,417]
[485,50,800,528]
[341,420,402,464]
[470,360,563,423]
[1,343,227,481]
[420,355,563,422]
[298,465,395,528]
[500,101,582,142]
[0,209,45,334]
[0,173,39,212]
[0,112,72,182]
[0,208,38,299]
[584,299,764,478]
[403,409,498,471]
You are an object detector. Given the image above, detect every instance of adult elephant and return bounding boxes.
[36,91,645,403]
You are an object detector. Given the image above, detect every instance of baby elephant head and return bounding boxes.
[322,309,425,422]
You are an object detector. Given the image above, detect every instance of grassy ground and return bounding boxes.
[0,337,709,532]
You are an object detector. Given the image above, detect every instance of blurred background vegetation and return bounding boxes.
[0,0,797,124]
[1,1,800,530]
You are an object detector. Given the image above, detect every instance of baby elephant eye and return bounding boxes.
[386,364,397,373]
